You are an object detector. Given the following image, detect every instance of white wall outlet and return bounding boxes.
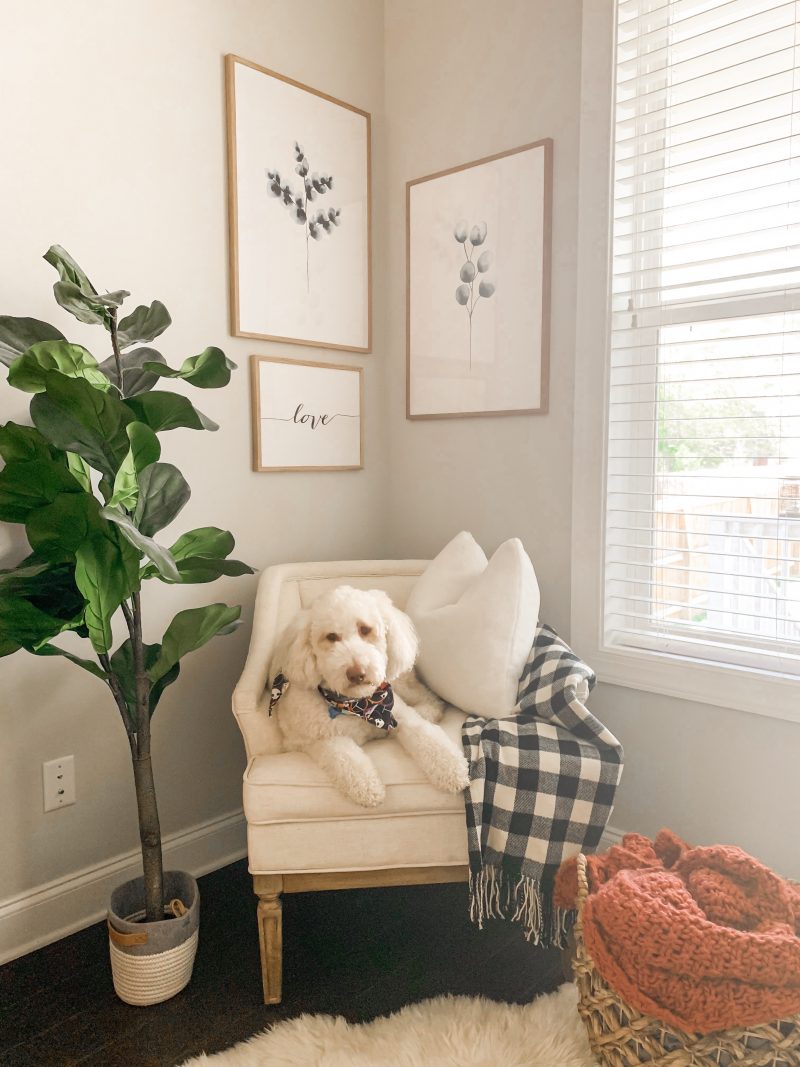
[43,755,76,812]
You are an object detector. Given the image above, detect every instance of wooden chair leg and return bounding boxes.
[254,875,283,1004]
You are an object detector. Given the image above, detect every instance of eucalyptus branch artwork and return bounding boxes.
[454,220,496,368]
[226,56,370,350]
[267,142,341,293]
[408,140,552,418]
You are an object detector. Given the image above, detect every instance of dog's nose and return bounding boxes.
[346,665,366,685]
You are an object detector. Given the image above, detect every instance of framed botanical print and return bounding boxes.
[226,55,371,352]
[406,139,552,419]
[250,356,364,472]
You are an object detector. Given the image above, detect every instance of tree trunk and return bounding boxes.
[133,752,164,922]
[131,591,164,922]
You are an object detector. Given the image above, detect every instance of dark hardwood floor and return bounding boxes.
[0,860,565,1066]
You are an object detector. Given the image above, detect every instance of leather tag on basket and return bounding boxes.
[107,920,148,948]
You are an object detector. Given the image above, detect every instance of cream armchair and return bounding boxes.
[232,559,469,1004]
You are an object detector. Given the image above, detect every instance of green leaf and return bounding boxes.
[0,422,64,464]
[110,639,181,718]
[65,452,92,492]
[0,559,85,654]
[30,374,135,480]
[0,316,65,367]
[117,301,171,349]
[44,245,98,294]
[148,603,241,685]
[97,347,167,397]
[142,555,253,584]
[34,643,107,680]
[101,506,180,582]
[52,282,129,326]
[0,597,82,655]
[133,462,190,536]
[0,558,84,619]
[51,281,106,326]
[109,423,161,511]
[169,527,235,561]
[143,347,235,389]
[139,526,252,584]
[44,245,129,327]
[7,341,111,394]
[74,524,140,654]
[125,392,218,433]
[26,492,103,562]
[0,459,83,523]
[0,634,21,657]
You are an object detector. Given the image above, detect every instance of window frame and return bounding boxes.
[571,0,800,724]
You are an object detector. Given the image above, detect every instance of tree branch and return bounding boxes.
[121,599,135,642]
[109,308,123,386]
[99,652,137,754]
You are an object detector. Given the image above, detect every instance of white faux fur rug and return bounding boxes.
[179,982,598,1067]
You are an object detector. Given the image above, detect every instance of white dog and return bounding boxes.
[269,585,470,808]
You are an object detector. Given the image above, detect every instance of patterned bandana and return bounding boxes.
[268,672,398,732]
[318,681,397,731]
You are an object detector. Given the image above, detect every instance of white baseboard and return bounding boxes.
[0,808,247,966]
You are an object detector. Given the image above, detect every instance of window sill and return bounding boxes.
[588,642,800,725]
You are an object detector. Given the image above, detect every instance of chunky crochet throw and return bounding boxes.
[557,830,800,1034]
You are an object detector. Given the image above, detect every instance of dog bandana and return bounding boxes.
[318,681,398,731]
[268,672,398,732]
[268,672,289,714]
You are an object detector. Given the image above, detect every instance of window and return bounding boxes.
[606,0,800,678]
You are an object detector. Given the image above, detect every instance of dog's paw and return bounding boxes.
[428,752,470,794]
[352,777,386,808]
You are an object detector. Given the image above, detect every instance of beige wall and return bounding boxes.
[591,686,800,880]
[0,0,387,914]
[382,0,582,637]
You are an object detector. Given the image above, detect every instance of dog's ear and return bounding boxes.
[273,610,321,689]
[369,590,418,680]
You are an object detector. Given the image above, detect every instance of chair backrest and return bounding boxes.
[232,559,429,759]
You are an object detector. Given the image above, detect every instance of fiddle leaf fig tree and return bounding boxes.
[0,246,253,922]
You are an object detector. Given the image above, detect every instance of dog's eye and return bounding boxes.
[358,624,372,638]
[326,633,340,642]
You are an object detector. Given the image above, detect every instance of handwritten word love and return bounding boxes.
[292,403,337,429]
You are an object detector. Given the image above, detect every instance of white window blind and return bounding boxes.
[605,0,800,677]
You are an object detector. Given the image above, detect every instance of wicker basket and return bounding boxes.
[571,853,800,1067]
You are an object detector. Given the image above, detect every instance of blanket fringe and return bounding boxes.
[468,867,573,947]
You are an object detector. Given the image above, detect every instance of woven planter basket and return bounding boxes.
[108,870,199,1007]
[571,853,800,1067]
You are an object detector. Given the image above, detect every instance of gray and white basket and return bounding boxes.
[108,869,199,1007]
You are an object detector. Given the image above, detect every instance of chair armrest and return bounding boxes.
[232,683,282,761]
[231,565,290,760]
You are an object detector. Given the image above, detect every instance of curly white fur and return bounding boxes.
[271,586,470,807]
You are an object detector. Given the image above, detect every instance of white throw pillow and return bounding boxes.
[405,532,540,717]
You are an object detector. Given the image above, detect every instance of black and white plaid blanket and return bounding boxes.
[461,623,624,946]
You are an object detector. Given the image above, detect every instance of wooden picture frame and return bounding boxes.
[406,139,552,419]
[226,55,372,353]
[250,355,364,472]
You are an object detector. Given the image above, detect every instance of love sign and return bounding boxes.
[251,355,363,471]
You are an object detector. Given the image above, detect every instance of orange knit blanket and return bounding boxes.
[556,830,800,1034]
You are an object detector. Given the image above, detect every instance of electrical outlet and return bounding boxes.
[43,755,75,812]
